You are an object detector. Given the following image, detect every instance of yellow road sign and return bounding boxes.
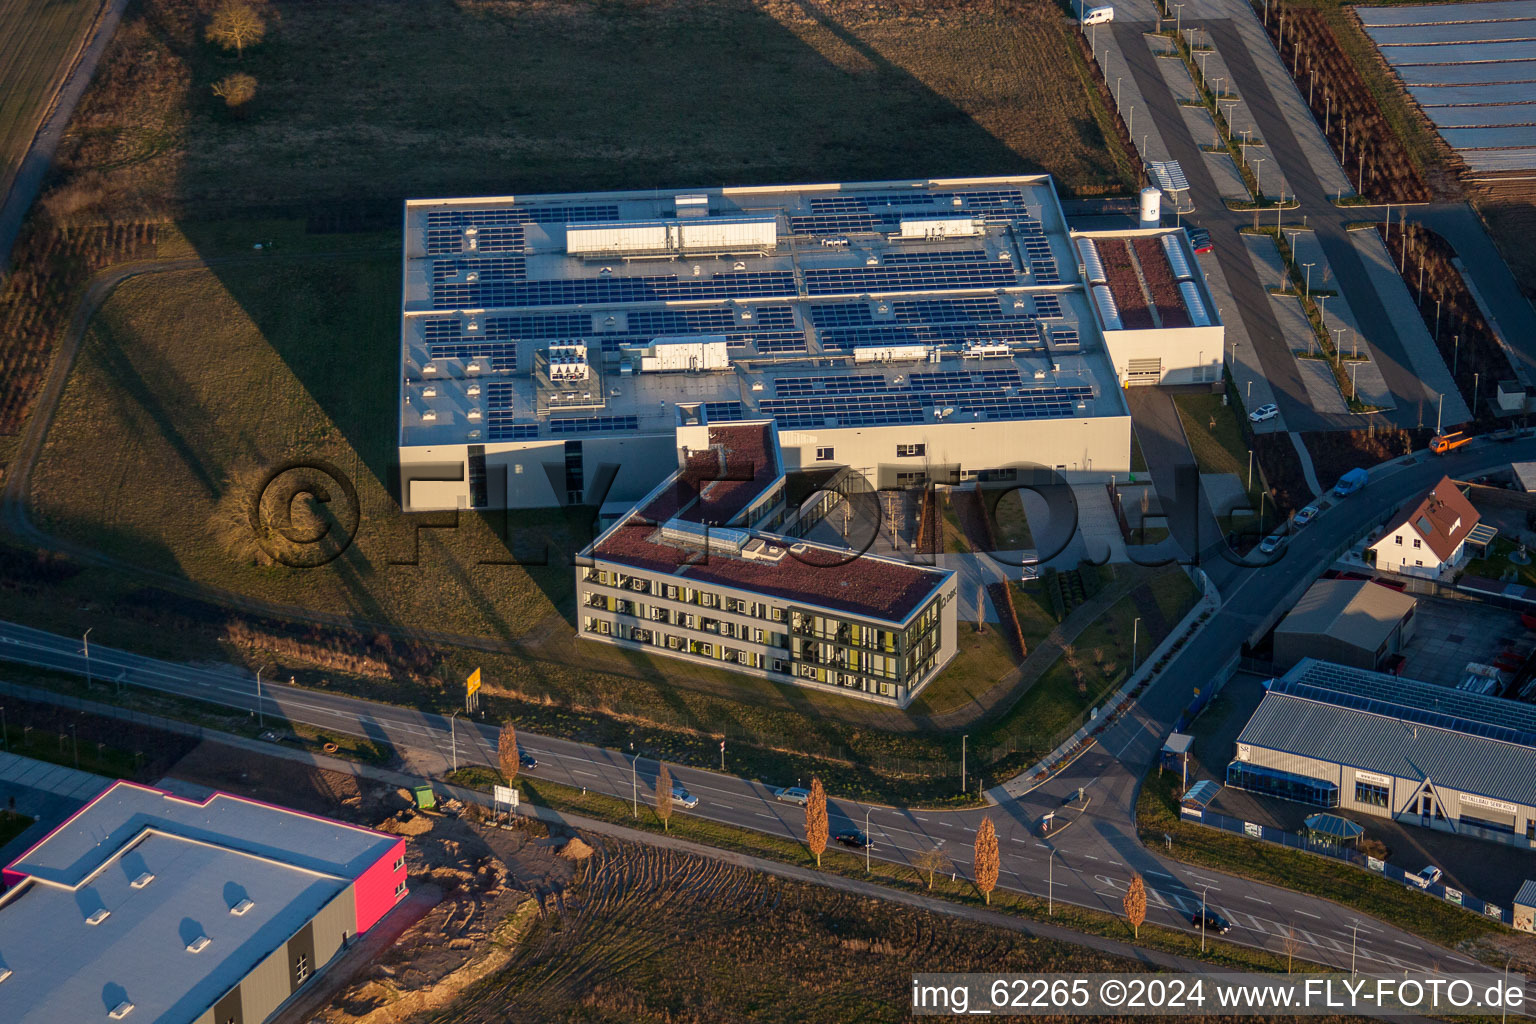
[467,667,482,696]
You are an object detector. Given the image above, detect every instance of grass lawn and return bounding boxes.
[0,0,105,193]
[1138,771,1506,956]
[978,568,1199,766]
[50,0,1137,224]
[989,488,1034,549]
[1010,580,1060,650]
[905,625,1019,718]
[1174,393,1281,540]
[1465,537,1536,587]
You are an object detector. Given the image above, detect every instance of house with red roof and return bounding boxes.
[1368,476,1481,579]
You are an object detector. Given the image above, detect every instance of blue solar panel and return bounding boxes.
[434,272,796,310]
[891,298,1006,322]
[804,260,1017,296]
[1048,327,1080,348]
[808,304,872,328]
[788,212,884,235]
[548,415,640,435]
[1032,294,1063,318]
[488,422,539,441]
[882,249,992,266]
[704,401,745,422]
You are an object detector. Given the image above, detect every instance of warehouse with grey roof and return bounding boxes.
[1227,658,1536,848]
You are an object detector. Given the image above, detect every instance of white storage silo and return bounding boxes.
[1139,187,1161,228]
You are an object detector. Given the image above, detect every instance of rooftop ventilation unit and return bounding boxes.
[467,383,481,397]
[467,408,482,421]
[674,193,710,218]
[186,935,211,954]
[466,362,481,374]
[230,898,255,916]
[421,410,437,422]
[1161,234,1194,280]
[86,908,111,926]
[897,217,982,239]
[0,967,11,984]
[130,872,155,890]
[422,386,438,398]
[110,1001,135,1020]
[422,363,438,374]
[548,343,591,381]
[660,518,750,556]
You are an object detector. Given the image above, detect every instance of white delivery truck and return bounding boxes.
[1075,0,1115,24]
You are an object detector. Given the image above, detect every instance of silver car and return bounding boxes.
[775,786,811,806]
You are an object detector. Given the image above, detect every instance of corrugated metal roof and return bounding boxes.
[1237,690,1536,807]
[1274,579,1415,651]
[1516,879,1536,908]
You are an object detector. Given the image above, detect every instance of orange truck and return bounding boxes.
[1430,431,1472,454]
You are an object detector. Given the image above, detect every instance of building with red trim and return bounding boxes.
[0,780,406,1024]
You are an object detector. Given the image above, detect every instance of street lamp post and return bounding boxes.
[1247,380,1253,401]
[1132,617,1141,672]
[865,806,873,873]
[1302,261,1315,298]
[1116,76,1123,108]
[1248,448,1255,491]
[1200,885,1211,951]
[1048,849,1056,916]
[1453,334,1460,376]
[1252,155,1264,198]
[1351,919,1360,976]
[1174,2,1185,37]
[961,734,968,793]
[82,628,92,690]
[1474,372,1480,416]
[255,666,264,728]
[449,710,461,773]
[631,752,639,817]
[1351,361,1360,400]
[1437,393,1445,434]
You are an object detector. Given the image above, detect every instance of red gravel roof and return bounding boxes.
[591,517,948,622]
[642,422,779,526]
[590,419,947,621]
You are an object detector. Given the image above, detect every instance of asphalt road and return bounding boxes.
[1113,17,1457,434]
[4,433,1534,979]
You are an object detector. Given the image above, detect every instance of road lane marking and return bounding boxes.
[1245,895,1271,904]
[1297,910,1321,919]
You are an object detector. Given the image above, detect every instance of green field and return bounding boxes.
[48,0,1137,223]
[0,0,103,197]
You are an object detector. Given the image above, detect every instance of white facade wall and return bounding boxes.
[1100,324,1225,386]
[1235,743,1536,843]
[1370,524,1464,578]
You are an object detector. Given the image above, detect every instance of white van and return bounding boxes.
[1079,3,1115,24]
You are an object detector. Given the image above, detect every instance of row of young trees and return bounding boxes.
[486,733,1323,953]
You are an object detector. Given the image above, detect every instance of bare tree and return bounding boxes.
[973,816,999,905]
[1064,644,1087,696]
[206,1,266,58]
[655,762,673,832]
[211,73,257,112]
[497,722,518,784]
[1123,873,1147,938]
[1282,923,1301,973]
[806,776,828,868]
[914,845,952,890]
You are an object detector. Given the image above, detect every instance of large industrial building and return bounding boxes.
[0,781,407,1024]
[1227,658,1536,848]
[578,418,957,705]
[397,176,1223,512]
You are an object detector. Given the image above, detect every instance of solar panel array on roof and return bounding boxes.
[1275,659,1536,748]
[549,415,640,435]
[804,258,1017,296]
[1015,219,1060,284]
[1032,294,1063,318]
[759,376,1091,430]
[431,255,531,308]
[808,304,874,327]
[891,297,1006,322]
[1048,326,1080,348]
[422,313,595,369]
[426,223,527,256]
[703,401,745,422]
[818,320,1041,353]
[432,271,797,310]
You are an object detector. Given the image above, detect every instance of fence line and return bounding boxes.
[1192,807,1513,926]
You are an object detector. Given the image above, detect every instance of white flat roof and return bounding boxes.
[6,781,397,887]
[399,176,1130,448]
[0,830,345,1024]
